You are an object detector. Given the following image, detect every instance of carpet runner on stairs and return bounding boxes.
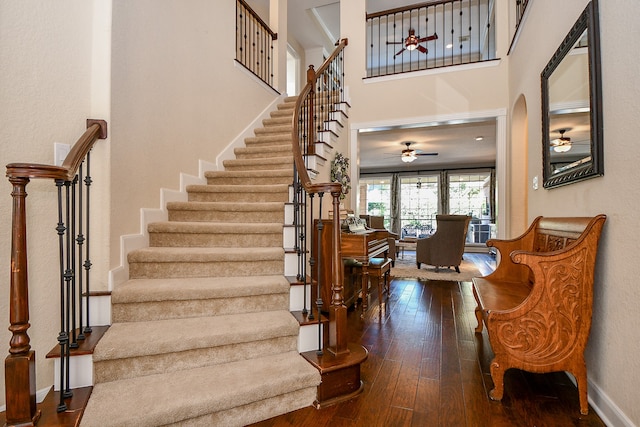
[80,96,321,426]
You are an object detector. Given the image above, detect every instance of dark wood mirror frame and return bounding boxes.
[541,0,603,189]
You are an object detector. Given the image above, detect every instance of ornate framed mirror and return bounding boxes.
[541,0,603,188]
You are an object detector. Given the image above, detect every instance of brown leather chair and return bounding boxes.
[416,214,471,272]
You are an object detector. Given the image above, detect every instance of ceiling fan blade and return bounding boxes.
[386,41,403,45]
[417,45,427,54]
[417,33,438,43]
[394,47,406,58]
[416,152,438,156]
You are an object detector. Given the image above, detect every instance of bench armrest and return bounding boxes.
[481,216,542,282]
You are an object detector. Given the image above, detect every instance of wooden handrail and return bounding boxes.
[291,38,347,195]
[366,0,455,19]
[4,119,106,426]
[6,120,107,182]
[291,39,350,357]
[237,0,277,39]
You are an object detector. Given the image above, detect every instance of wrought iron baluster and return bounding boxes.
[77,163,86,341]
[84,152,93,334]
[55,179,68,412]
[70,176,78,349]
[63,181,73,399]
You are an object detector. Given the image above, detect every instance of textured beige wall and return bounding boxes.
[510,0,640,424]
[0,0,98,408]
[109,0,279,267]
[341,1,509,125]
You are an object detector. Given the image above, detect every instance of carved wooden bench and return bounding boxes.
[472,215,606,415]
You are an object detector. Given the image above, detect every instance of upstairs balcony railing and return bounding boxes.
[366,0,497,78]
[236,0,278,90]
[515,0,530,30]
[5,120,107,426]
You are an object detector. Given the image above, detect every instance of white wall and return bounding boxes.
[510,0,640,424]
[109,0,280,266]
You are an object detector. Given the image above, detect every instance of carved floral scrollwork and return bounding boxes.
[496,249,589,365]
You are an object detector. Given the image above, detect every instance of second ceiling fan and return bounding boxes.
[387,28,438,58]
[401,142,438,163]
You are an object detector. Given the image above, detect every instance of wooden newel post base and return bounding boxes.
[5,352,40,427]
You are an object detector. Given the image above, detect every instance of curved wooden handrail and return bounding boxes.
[6,120,106,182]
[291,38,347,195]
[291,40,351,358]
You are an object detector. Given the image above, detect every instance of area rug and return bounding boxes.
[391,251,482,282]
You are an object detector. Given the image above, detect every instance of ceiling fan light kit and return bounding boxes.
[399,141,437,163]
[551,129,572,152]
[402,151,417,162]
[387,28,438,58]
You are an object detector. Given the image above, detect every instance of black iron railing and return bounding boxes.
[366,0,497,78]
[5,120,106,424]
[515,0,530,30]
[236,0,278,89]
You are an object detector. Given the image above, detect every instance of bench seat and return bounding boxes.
[472,277,530,315]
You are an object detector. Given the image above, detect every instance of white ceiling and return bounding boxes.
[251,0,499,172]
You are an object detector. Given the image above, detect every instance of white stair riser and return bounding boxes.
[317,131,338,145]
[289,284,313,312]
[304,156,325,172]
[298,324,323,353]
[284,252,298,276]
[314,143,334,159]
[89,294,112,327]
[53,355,93,390]
[284,204,294,225]
[283,226,296,248]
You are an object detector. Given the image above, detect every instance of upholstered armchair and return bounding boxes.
[416,215,471,272]
[361,215,397,267]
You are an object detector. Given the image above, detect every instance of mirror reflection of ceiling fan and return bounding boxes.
[550,129,589,153]
[386,29,438,58]
[400,142,438,163]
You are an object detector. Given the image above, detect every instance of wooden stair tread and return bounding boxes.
[46,325,109,359]
[80,352,320,427]
[290,310,328,326]
[0,386,93,427]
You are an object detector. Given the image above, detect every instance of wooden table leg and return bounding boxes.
[360,262,369,318]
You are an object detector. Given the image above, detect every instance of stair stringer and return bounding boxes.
[107,161,213,295]
[107,94,287,293]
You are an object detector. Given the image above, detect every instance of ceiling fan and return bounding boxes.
[550,129,573,153]
[400,142,438,163]
[387,29,438,58]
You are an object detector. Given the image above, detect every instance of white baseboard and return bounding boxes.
[215,94,287,171]
[588,378,636,427]
[565,372,636,426]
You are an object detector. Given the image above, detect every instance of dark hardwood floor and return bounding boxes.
[251,253,606,427]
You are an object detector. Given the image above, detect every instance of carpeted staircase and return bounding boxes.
[80,97,322,426]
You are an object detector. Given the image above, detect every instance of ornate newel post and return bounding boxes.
[5,175,40,426]
[327,189,348,356]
